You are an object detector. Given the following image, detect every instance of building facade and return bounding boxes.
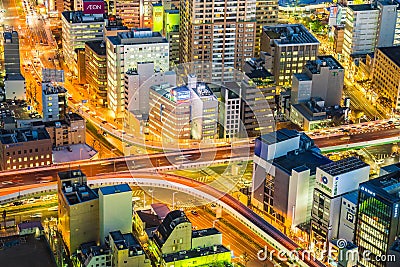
[372,46,400,111]
[85,41,107,107]
[179,0,256,71]
[0,127,52,170]
[254,0,278,57]
[41,83,67,122]
[61,11,105,75]
[260,24,320,87]
[106,29,169,117]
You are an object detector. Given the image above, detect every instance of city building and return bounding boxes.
[291,55,344,107]
[254,0,278,57]
[3,31,26,100]
[290,98,332,131]
[85,40,107,107]
[76,48,86,84]
[36,112,86,148]
[242,56,277,137]
[338,190,358,242]
[251,129,332,228]
[164,8,180,66]
[388,239,400,267]
[260,24,320,86]
[377,0,398,48]
[108,230,151,266]
[3,31,21,75]
[58,170,100,254]
[395,3,400,46]
[77,242,111,267]
[61,11,105,75]
[99,184,133,244]
[371,46,400,111]
[114,0,141,28]
[311,157,370,250]
[152,210,231,266]
[328,239,358,267]
[355,170,400,267]
[106,29,169,117]
[333,25,345,54]
[41,83,67,122]
[0,127,52,170]
[179,0,256,71]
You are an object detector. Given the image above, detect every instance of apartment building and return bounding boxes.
[41,83,67,122]
[254,0,279,57]
[179,0,256,71]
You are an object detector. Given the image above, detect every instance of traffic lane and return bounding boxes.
[314,128,400,148]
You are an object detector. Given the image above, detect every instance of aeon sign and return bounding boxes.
[83,0,104,14]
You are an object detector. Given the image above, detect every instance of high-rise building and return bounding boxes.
[372,46,400,111]
[333,25,345,54]
[394,3,400,46]
[260,24,320,87]
[106,29,169,117]
[115,0,141,28]
[251,129,332,228]
[61,11,105,75]
[164,8,180,66]
[291,55,345,107]
[254,0,278,57]
[179,0,256,71]
[377,0,398,48]
[41,83,67,122]
[3,31,21,75]
[311,157,370,250]
[85,40,107,107]
[355,170,400,267]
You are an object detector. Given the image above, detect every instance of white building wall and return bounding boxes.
[338,197,357,241]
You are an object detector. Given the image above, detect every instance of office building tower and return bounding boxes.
[377,0,398,48]
[311,157,369,250]
[106,29,169,117]
[372,46,400,111]
[41,83,67,122]
[291,55,344,107]
[251,129,332,228]
[164,8,180,66]
[355,170,400,267]
[61,11,105,75]
[58,170,100,254]
[85,41,107,107]
[260,24,320,87]
[115,0,141,28]
[254,0,278,57]
[0,127,52,170]
[179,0,256,71]
[338,190,358,242]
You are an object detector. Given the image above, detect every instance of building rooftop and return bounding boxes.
[271,149,332,176]
[153,210,190,247]
[78,241,110,264]
[381,163,400,175]
[109,231,144,256]
[163,245,230,263]
[18,221,44,231]
[137,210,161,229]
[85,40,106,56]
[305,55,344,74]
[378,46,400,68]
[151,203,171,221]
[258,128,300,145]
[263,24,319,45]
[192,228,220,238]
[292,102,327,122]
[0,127,50,144]
[42,83,66,95]
[58,170,86,181]
[62,184,98,205]
[62,11,105,23]
[342,190,358,204]
[360,170,400,203]
[5,73,24,81]
[99,184,131,195]
[107,28,167,45]
[293,73,311,81]
[319,157,369,176]
[348,4,377,12]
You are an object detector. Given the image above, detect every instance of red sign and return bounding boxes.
[83,1,104,15]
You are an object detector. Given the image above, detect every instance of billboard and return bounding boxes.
[83,0,105,15]
[152,5,164,33]
[170,88,190,103]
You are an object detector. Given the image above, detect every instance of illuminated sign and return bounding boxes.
[152,5,164,33]
[395,204,399,218]
[346,212,354,223]
[321,176,329,184]
[83,0,104,15]
[171,88,190,103]
[360,186,376,196]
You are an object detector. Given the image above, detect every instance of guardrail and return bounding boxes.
[320,135,400,152]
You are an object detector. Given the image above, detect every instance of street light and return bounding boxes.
[172,192,178,210]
